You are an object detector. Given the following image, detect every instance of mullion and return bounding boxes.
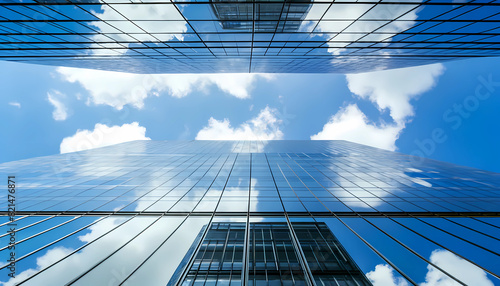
[229,228,237,284]
[249,0,255,72]
[32,154,191,213]
[0,215,29,228]
[170,0,216,59]
[311,224,354,275]
[344,153,495,214]
[164,154,220,212]
[0,215,81,252]
[271,1,290,56]
[204,239,218,282]
[63,152,225,285]
[16,164,128,210]
[382,3,491,54]
[385,215,500,280]
[262,228,269,283]
[368,2,477,53]
[39,3,131,53]
[65,214,166,285]
[0,6,64,48]
[251,227,256,281]
[294,152,498,282]
[15,214,141,285]
[418,2,500,49]
[220,224,232,272]
[263,0,287,56]
[157,153,241,286]
[276,153,416,285]
[318,1,380,54]
[2,1,500,5]
[0,215,55,239]
[343,3,423,55]
[8,214,109,268]
[100,2,189,60]
[10,153,199,283]
[75,3,161,59]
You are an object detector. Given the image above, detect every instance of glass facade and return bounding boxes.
[174,222,371,286]
[0,140,499,285]
[1,1,500,73]
[210,0,312,32]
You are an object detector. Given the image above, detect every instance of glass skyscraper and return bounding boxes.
[1,1,499,73]
[0,140,498,285]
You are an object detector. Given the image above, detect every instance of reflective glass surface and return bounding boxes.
[2,140,499,215]
[175,222,370,286]
[1,1,499,73]
[0,140,498,285]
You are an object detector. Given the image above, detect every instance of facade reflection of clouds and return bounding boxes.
[89,4,188,56]
[2,216,209,285]
[1,141,498,285]
[3,2,498,72]
[367,249,494,286]
[302,2,420,59]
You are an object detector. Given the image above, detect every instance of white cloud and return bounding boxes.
[59,3,273,110]
[303,3,420,57]
[367,264,409,286]
[8,102,21,108]
[0,247,73,286]
[0,216,207,286]
[311,104,402,150]
[421,249,494,286]
[88,4,187,56]
[312,64,444,150]
[57,67,272,110]
[196,106,284,140]
[366,250,494,286]
[47,90,69,121]
[346,64,445,122]
[60,122,150,154]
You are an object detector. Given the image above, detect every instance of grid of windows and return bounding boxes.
[249,223,307,286]
[0,140,499,285]
[1,1,500,73]
[180,223,247,286]
[2,140,498,215]
[175,222,370,286]
[211,0,312,32]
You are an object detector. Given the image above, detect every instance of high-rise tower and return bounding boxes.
[0,140,498,285]
[1,1,499,73]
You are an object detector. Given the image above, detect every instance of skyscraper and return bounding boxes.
[0,1,499,73]
[210,0,312,32]
[0,140,498,285]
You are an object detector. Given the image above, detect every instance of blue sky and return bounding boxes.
[2,58,500,285]
[2,56,499,172]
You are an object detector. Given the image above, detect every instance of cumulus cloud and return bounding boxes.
[367,250,494,286]
[47,90,69,121]
[60,122,150,154]
[59,2,274,109]
[196,106,284,140]
[0,247,73,286]
[8,102,21,108]
[88,4,187,56]
[0,216,207,285]
[312,64,444,151]
[57,67,272,110]
[302,3,420,57]
[366,264,409,286]
[421,249,494,286]
[311,104,402,150]
[346,64,445,122]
